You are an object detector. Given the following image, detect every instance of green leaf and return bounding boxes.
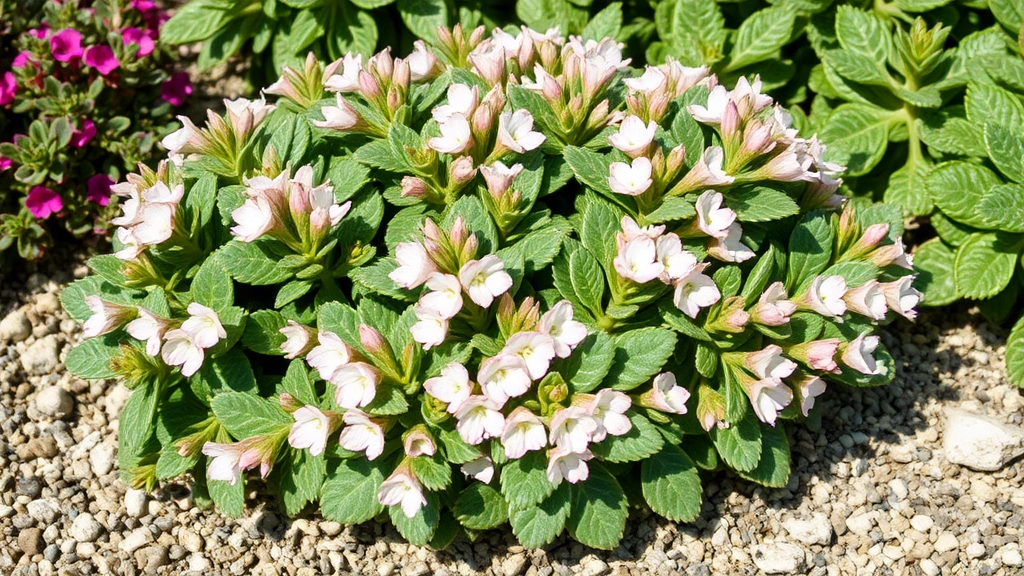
[641,443,702,522]
[953,233,1019,300]
[397,0,448,42]
[194,348,257,399]
[557,332,614,393]
[834,5,889,63]
[279,449,326,515]
[66,334,121,379]
[990,0,1024,32]
[454,483,509,531]
[500,450,554,509]
[824,50,889,86]
[241,310,287,355]
[509,483,571,548]
[217,241,294,285]
[711,414,762,473]
[120,383,161,458]
[580,198,622,267]
[410,454,452,491]
[984,123,1024,185]
[160,0,228,44]
[590,411,664,463]
[883,160,933,217]
[192,256,233,312]
[211,392,291,439]
[276,279,314,308]
[581,2,622,42]
[321,459,385,524]
[207,470,245,517]
[817,104,889,177]
[740,244,780,306]
[645,196,696,224]
[607,328,677,391]
[568,248,605,315]
[1006,315,1024,388]
[567,462,627,550]
[975,184,1024,234]
[438,427,483,464]
[727,186,799,223]
[390,490,440,546]
[967,82,1024,137]
[727,6,795,71]
[564,146,617,201]
[785,211,834,292]
[928,161,1003,230]
[736,423,791,488]
[280,360,319,405]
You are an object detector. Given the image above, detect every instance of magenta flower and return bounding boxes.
[0,72,15,106]
[161,72,192,107]
[51,29,84,62]
[0,157,11,171]
[84,45,119,75]
[30,25,49,40]
[87,174,113,206]
[121,28,154,58]
[25,187,63,219]
[71,120,96,148]
[12,51,32,68]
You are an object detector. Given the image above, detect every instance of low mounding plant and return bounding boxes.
[63,26,918,549]
[0,0,190,261]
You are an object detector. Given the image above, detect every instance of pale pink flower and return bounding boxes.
[871,237,914,270]
[390,242,437,289]
[842,333,882,375]
[161,329,205,377]
[501,407,547,459]
[680,146,734,189]
[655,234,697,283]
[844,280,887,321]
[608,157,653,196]
[620,215,665,242]
[647,372,690,414]
[306,331,352,382]
[82,297,134,337]
[614,235,663,284]
[126,309,168,356]
[583,389,632,443]
[459,255,513,308]
[461,456,495,484]
[114,227,143,260]
[331,362,379,409]
[790,339,840,373]
[752,282,796,326]
[797,376,826,417]
[478,354,532,405]
[288,405,332,456]
[324,53,362,93]
[746,345,797,382]
[695,190,736,239]
[546,447,593,487]
[131,202,175,246]
[707,222,755,263]
[181,303,226,349]
[280,320,313,359]
[432,84,479,124]
[408,40,440,81]
[745,378,793,425]
[338,410,385,460]
[608,116,657,158]
[403,429,436,458]
[455,396,505,445]
[672,265,720,319]
[548,406,598,453]
[378,468,427,518]
[419,273,464,319]
[428,113,473,154]
[881,277,921,321]
[539,300,588,358]
[314,95,364,131]
[480,161,523,199]
[624,66,666,93]
[497,109,546,153]
[801,275,848,317]
[501,331,556,380]
[423,362,472,414]
[202,442,247,485]
[410,306,449,350]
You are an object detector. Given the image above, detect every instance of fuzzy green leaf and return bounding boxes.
[607,327,677,391]
[509,483,571,548]
[321,458,385,524]
[953,233,1020,300]
[454,483,509,531]
[567,462,627,550]
[641,443,702,522]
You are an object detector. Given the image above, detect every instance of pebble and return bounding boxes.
[783,513,833,546]
[751,543,805,574]
[125,488,148,518]
[121,527,154,553]
[21,335,62,374]
[967,543,987,559]
[27,499,59,524]
[919,559,940,576]
[910,515,934,532]
[34,386,73,419]
[943,407,1024,471]
[845,514,873,536]
[580,558,609,576]
[935,532,959,553]
[0,309,31,342]
[1003,548,1023,567]
[188,553,211,572]
[377,561,396,576]
[69,513,103,542]
[502,554,528,576]
[90,443,115,476]
[34,293,60,314]
[179,528,204,553]
[18,527,44,555]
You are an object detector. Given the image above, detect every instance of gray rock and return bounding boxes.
[783,513,833,546]
[125,488,148,518]
[26,500,59,524]
[89,443,115,476]
[139,545,170,574]
[25,436,58,459]
[21,335,61,374]
[69,513,103,543]
[0,309,31,343]
[18,527,44,556]
[752,543,806,574]
[944,407,1024,471]
[35,386,73,419]
[16,477,42,498]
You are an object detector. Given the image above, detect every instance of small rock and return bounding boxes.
[943,407,1024,471]
[845,514,874,536]
[21,335,62,375]
[27,500,59,524]
[25,436,58,459]
[910,515,934,532]
[934,532,959,553]
[919,559,940,576]
[121,527,154,553]
[18,527,44,556]
[580,558,609,576]
[16,477,42,498]
[34,386,73,419]
[90,443,115,476]
[188,553,211,572]
[140,545,170,574]
[967,543,987,559]
[34,293,60,314]
[125,489,148,518]
[783,513,833,546]
[502,554,528,576]
[69,513,104,543]
[377,562,396,576]
[320,521,342,536]
[752,543,805,574]
[179,528,204,553]
[1003,548,1023,567]
[0,309,31,342]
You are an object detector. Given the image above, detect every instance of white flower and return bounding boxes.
[202,442,247,485]
[418,273,464,319]
[687,84,730,124]
[539,300,588,358]
[161,116,204,156]
[623,66,666,93]
[585,389,632,443]
[331,362,379,409]
[132,202,175,246]
[423,362,473,414]
[141,182,184,205]
[455,396,505,445]
[279,320,311,359]
[324,53,362,93]
[695,190,736,239]
[501,331,556,380]
[288,405,332,456]
[843,333,882,375]
[620,215,665,242]
[114,227,143,260]
[82,297,133,338]
[648,372,690,414]
[410,306,449,350]
[161,329,205,377]
[313,95,364,131]
[655,234,697,283]
[126,309,167,356]
[378,468,428,518]
[389,242,437,290]
[881,276,921,321]
[306,331,352,382]
[752,281,796,326]
[707,222,755,263]
[802,275,848,317]
[746,378,793,425]
[338,410,385,460]
[546,447,593,487]
[608,116,657,157]
[672,265,720,319]
[407,40,439,82]
[746,345,797,382]
[844,280,887,321]
[680,146,734,189]
[230,196,275,242]
[403,429,436,457]
[613,235,663,284]
[111,189,141,227]
[428,113,473,155]
[497,109,546,153]
[461,456,495,484]
[458,255,513,308]
[548,406,598,454]
[180,303,226,349]
[480,161,523,199]
[798,376,826,417]
[608,157,653,196]
[432,83,478,124]
[478,354,533,405]
[224,95,275,131]
[501,407,547,459]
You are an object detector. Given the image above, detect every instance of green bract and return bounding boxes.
[65,28,917,549]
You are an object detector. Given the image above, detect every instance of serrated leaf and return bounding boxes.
[66,334,121,379]
[884,159,933,217]
[390,490,440,545]
[953,233,1019,300]
[589,411,664,463]
[568,247,605,315]
[607,327,677,391]
[727,6,795,71]
[928,161,1003,230]
[727,186,800,223]
[454,483,509,531]
[984,123,1024,185]
[785,211,834,292]
[966,82,1024,136]
[736,423,790,488]
[975,184,1024,234]
[321,458,385,523]
[410,454,452,491]
[818,104,889,177]
[211,392,291,439]
[509,483,571,548]
[500,450,554,509]
[834,5,889,63]
[558,331,615,393]
[566,462,627,550]
[192,256,233,312]
[641,443,702,522]
[1006,315,1024,388]
[711,414,762,472]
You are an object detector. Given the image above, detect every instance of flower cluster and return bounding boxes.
[66,27,919,551]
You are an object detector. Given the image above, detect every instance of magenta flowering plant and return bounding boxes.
[64,27,918,549]
[0,0,190,261]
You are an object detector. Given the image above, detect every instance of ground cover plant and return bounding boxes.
[0,0,191,262]
[63,26,919,549]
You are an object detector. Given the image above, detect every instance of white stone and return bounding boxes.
[27,499,59,524]
[21,335,61,374]
[1003,548,1024,567]
[909,515,933,532]
[888,479,908,501]
[966,543,986,559]
[752,543,805,574]
[0,309,31,342]
[783,513,833,546]
[120,527,153,553]
[943,407,1024,471]
[35,386,73,419]
[934,532,959,553]
[845,513,874,536]
[89,444,115,476]
[919,559,940,576]
[580,558,609,576]
[69,513,103,542]
[188,553,211,573]
[125,489,148,518]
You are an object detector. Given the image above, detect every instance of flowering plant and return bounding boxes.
[0,0,191,261]
[64,26,918,549]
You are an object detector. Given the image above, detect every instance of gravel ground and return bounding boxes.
[1,253,1023,576]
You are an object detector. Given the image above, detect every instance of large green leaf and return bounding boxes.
[566,463,628,550]
[928,162,1003,230]
[321,459,385,524]
[641,443,702,522]
[818,104,889,177]
[953,233,1020,300]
